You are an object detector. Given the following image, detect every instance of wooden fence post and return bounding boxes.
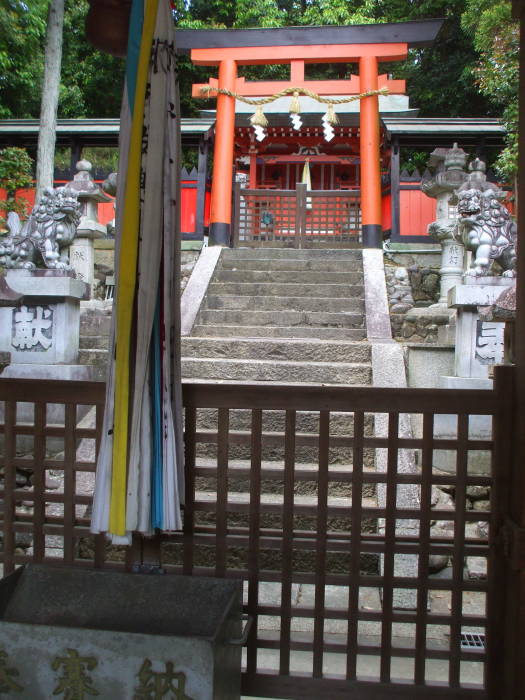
[295,183,307,249]
[488,364,517,698]
[232,181,241,247]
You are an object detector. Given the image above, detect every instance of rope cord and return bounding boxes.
[199,85,389,106]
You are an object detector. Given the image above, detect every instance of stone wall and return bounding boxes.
[384,251,442,341]
[92,240,202,297]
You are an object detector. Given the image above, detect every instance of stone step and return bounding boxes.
[220,258,364,273]
[181,357,371,384]
[78,349,107,381]
[213,269,363,285]
[192,492,379,555]
[182,337,371,363]
[79,311,112,336]
[196,309,364,329]
[79,348,108,365]
[195,489,377,510]
[79,335,109,350]
[204,295,364,313]
[208,282,363,298]
[195,439,374,468]
[190,325,367,340]
[192,407,374,434]
[222,248,362,260]
[215,269,363,284]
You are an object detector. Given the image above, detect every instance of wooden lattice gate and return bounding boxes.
[0,368,516,698]
[233,182,362,248]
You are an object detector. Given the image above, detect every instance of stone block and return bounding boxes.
[407,345,454,389]
[466,557,487,580]
[448,280,514,309]
[0,270,88,365]
[0,565,243,700]
[432,376,492,476]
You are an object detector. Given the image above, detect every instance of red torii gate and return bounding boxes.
[188,22,443,247]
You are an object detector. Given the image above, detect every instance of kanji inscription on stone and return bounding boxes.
[133,659,194,700]
[51,648,100,699]
[12,304,53,351]
[0,648,23,693]
[475,320,505,365]
[447,244,461,267]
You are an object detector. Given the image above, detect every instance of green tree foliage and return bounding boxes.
[295,0,378,26]
[0,0,124,119]
[59,1,124,117]
[462,0,518,180]
[0,0,47,117]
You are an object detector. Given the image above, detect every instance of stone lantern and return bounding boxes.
[67,160,111,294]
[421,143,468,304]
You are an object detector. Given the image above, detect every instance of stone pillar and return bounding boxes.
[209,59,237,247]
[433,278,513,475]
[359,55,382,248]
[67,160,111,294]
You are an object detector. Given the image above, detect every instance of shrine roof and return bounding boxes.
[0,118,215,147]
[383,117,505,134]
[175,20,444,52]
[383,117,505,147]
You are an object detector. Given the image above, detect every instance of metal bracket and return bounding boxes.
[501,520,525,570]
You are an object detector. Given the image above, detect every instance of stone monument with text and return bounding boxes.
[0,185,91,386]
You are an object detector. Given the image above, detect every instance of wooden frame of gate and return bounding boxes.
[0,367,517,698]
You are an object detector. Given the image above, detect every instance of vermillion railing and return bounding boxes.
[0,369,514,699]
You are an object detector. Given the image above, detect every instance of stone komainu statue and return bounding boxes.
[457,186,517,278]
[0,186,81,270]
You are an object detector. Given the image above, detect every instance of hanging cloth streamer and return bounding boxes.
[91,0,184,542]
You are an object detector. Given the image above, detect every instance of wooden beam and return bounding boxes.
[177,21,444,53]
[193,74,406,99]
[390,135,400,240]
[195,133,209,240]
[191,43,409,67]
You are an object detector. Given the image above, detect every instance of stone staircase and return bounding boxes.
[182,248,379,576]
[183,247,371,384]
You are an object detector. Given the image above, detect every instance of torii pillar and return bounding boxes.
[209,59,237,246]
[359,55,382,248]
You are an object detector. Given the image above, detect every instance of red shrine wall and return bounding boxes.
[0,181,212,238]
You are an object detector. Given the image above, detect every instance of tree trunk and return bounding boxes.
[35,0,65,203]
